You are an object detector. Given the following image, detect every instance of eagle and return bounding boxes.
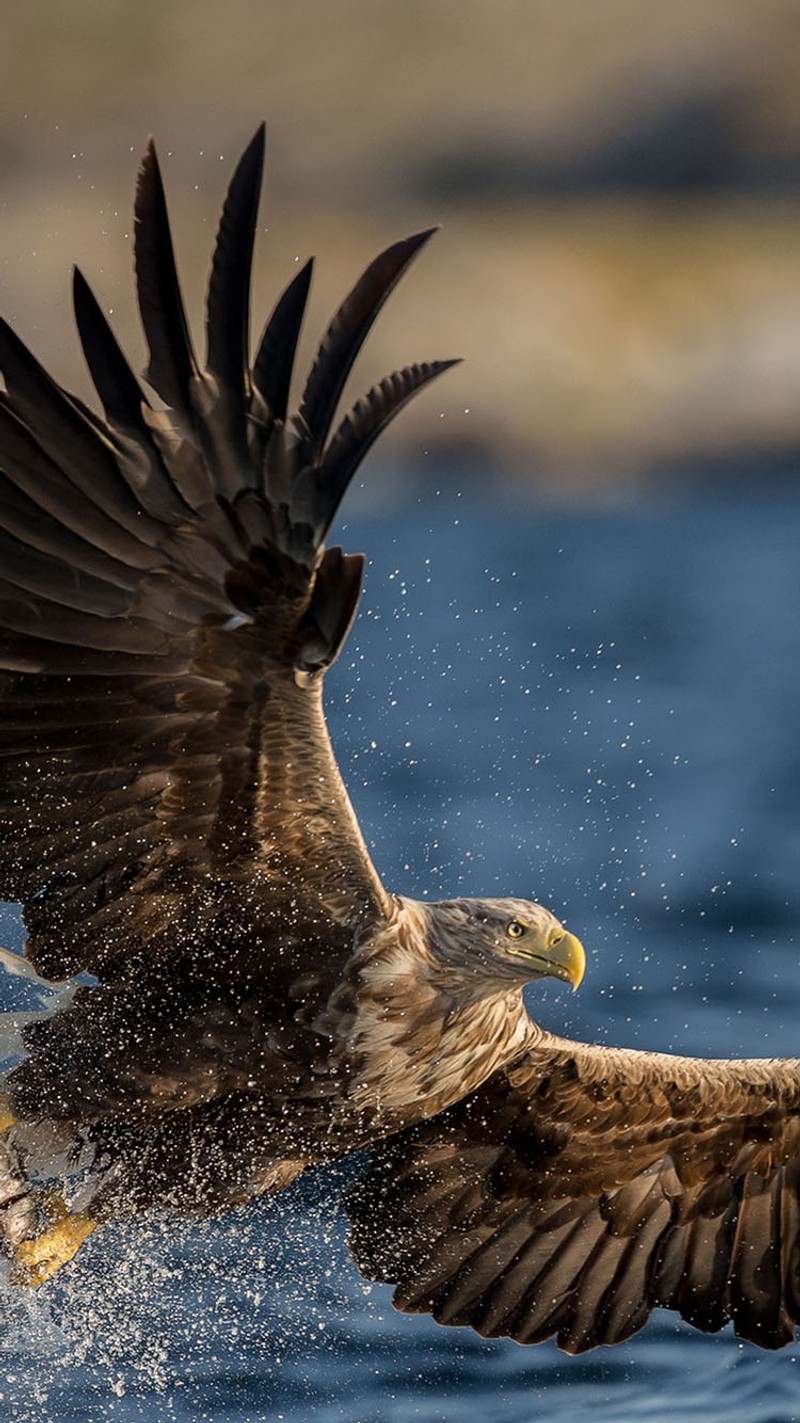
[0,125,799,1356]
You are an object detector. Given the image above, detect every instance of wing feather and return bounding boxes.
[252,259,313,425]
[72,269,197,530]
[293,360,460,541]
[134,140,200,423]
[0,536,132,616]
[0,362,161,556]
[206,123,265,403]
[72,268,151,435]
[294,228,438,466]
[0,468,137,590]
[203,123,266,495]
[347,1033,800,1352]
[0,129,456,993]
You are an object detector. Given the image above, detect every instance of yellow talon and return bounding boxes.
[0,1098,16,1135]
[12,1196,97,1287]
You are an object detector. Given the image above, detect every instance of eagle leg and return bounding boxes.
[0,1109,39,1246]
[11,1190,98,1286]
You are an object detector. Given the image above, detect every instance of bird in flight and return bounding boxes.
[0,125,799,1354]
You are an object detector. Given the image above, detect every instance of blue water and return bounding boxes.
[1,472,800,1422]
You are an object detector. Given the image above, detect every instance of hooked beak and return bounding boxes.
[510,929,586,991]
[544,930,586,991]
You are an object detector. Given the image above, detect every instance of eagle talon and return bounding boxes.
[0,1098,16,1136]
[11,1197,97,1287]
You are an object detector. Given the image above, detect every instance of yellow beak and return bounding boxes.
[545,930,586,992]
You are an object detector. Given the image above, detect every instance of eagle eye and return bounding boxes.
[506,920,526,940]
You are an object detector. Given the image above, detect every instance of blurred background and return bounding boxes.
[3,7,800,1422]
[4,0,800,491]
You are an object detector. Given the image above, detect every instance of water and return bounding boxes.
[1,471,800,1421]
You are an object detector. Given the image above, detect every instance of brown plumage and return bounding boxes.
[0,127,799,1353]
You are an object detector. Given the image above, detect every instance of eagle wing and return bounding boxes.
[0,125,455,984]
[347,1029,800,1352]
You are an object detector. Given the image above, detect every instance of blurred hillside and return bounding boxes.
[3,1,800,490]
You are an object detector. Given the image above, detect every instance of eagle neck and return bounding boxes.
[332,898,534,1135]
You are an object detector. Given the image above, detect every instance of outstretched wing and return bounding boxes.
[347,1030,800,1352]
[0,125,456,984]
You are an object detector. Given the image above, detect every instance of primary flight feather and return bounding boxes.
[0,126,798,1353]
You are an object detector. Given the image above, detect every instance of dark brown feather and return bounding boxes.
[348,1033,800,1352]
[1,130,453,1012]
[206,125,265,406]
[293,359,461,541]
[252,259,313,424]
[202,125,267,498]
[0,468,140,590]
[134,140,200,423]
[294,229,438,466]
[72,268,151,435]
[0,536,132,617]
[0,322,165,548]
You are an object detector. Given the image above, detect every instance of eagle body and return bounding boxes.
[2,126,800,1354]
[6,895,539,1216]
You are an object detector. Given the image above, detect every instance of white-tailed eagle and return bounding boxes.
[0,126,799,1354]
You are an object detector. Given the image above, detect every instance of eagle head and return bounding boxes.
[425,897,585,991]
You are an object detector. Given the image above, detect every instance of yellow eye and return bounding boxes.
[506,920,526,940]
